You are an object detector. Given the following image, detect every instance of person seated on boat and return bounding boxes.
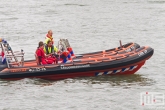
[44,40,58,55]
[44,40,59,63]
[36,41,56,65]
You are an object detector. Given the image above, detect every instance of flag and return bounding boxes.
[1,51,6,64]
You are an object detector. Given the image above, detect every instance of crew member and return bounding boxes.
[44,40,55,55]
[36,41,56,65]
[45,30,54,44]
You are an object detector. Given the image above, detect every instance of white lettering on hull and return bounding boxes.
[138,50,147,56]
[125,46,135,52]
[29,68,46,72]
[60,64,90,69]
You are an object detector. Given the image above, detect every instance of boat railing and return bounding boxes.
[0,39,25,68]
[57,39,71,52]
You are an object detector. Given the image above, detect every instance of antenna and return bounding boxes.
[119,40,123,49]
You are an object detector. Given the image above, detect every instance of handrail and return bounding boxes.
[58,39,67,52]
[6,52,24,55]
[6,55,24,57]
[57,39,71,52]
[65,39,70,47]
[7,43,19,62]
[0,39,25,68]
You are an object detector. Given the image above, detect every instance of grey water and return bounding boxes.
[0,0,165,110]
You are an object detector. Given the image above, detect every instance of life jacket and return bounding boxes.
[44,45,54,54]
[45,34,54,44]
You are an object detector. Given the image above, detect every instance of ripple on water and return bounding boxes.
[0,73,162,110]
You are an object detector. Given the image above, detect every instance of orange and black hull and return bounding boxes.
[0,43,154,80]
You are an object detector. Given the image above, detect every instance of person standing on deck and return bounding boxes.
[45,30,54,45]
[44,30,58,53]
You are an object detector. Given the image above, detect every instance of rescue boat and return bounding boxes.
[0,38,154,80]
